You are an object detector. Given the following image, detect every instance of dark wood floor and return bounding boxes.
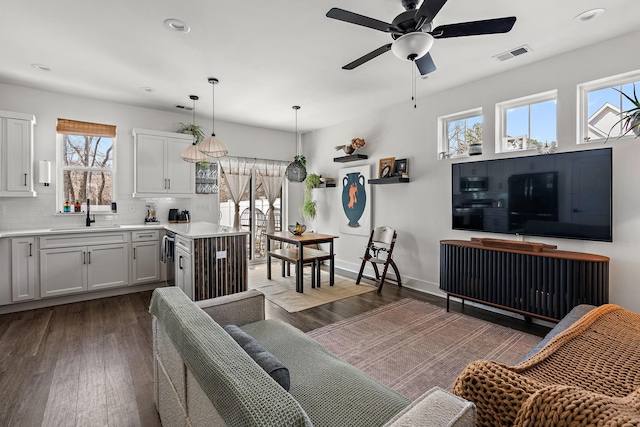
[0,276,550,426]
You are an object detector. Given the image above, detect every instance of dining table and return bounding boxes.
[265,231,339,293]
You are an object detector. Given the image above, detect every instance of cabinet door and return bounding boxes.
[87,244,129,290]
[136,134,167,193]
[11,237,36,301]
[132,241,160,284]
[166,138,195,194]
[175,247,193,300]
[40,247,87,297]
[6,118,31,192]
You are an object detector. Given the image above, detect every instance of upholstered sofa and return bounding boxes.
[149,287,476,427]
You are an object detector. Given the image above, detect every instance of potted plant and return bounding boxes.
[178,123,209,165]
[606,83,640,141]
[301,173,321,220]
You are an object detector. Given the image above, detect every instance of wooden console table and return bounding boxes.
[439,239,609,322]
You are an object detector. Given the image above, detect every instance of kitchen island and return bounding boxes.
[165,222,249,301]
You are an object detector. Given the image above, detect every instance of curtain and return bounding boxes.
[220,157,255,228]
[256,160,288,234]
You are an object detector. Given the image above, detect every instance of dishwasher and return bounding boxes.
[162,231,176,286]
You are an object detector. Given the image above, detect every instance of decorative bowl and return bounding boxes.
[288,224,306,235]
[319,177,334,183]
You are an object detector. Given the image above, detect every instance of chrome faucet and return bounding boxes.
[86,198,95,227]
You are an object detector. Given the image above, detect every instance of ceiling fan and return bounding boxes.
[326,0,516,76]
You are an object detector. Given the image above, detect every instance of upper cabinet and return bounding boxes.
[132,129,195,197]
[0,110,36,198]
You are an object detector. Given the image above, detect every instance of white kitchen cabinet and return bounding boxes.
[131,229,160,284]
[11,237,36,301]
[175,246,193,300]
[40,246,87,297]
[0,110,37,197]
[87,243,129,290]
[39,232,130,298]
[133,129,195,197]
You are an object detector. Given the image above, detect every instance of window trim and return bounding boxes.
[56,132,117,213]
[577,70,640,145]
[495,89,557,153]
[437,107,483,159]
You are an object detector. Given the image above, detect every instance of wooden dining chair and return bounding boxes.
[356,226,402,293]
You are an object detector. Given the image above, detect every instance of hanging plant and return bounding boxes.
[301,172,321,220]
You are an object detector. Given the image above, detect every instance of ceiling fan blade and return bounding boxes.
[415,52,437,75]
[342,44,392,70]
[414,0,448,30]
[431,17,516,38]
[326,8,399,33]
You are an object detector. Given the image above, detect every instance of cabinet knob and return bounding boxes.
[133,248,136,259]
[179,256,183,269]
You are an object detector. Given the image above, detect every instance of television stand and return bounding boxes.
[440,239,609,322]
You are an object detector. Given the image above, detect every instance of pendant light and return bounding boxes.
[285,106,307,182]
[180,95,207,163]
[198,77,228,157]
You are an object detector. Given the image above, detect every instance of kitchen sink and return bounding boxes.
[48,225,122,231]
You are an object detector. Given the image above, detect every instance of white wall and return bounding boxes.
[0,83,295,230]
[302,29,640,313]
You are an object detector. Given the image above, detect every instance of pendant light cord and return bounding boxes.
[412,61,417,109]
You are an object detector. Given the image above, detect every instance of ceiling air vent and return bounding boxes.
[175,105,193,111]
[493,45,531,62]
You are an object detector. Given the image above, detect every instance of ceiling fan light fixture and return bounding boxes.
[391,32,434,61]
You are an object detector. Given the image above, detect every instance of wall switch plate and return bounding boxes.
[216,250,227,259]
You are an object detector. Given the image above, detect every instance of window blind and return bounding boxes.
[56,119,116,138]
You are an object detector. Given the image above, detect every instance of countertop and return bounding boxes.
[164,222,249,239]
[0,221,248,239]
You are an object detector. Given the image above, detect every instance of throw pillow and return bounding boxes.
[223,325,290,391]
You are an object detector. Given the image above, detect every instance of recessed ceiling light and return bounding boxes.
[31,63,51,71]
[140,87,153,93]
[574,8,606,23]
[164,18,190,33]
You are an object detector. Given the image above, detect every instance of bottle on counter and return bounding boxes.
[74,200,81,212]
[63,201,71,213]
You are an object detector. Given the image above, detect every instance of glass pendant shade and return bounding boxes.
[199,134,228,157]
[181,143,207,163]
[285,159,307,182]
[391,32,434,60]
[285,105,306,182]
[198,77,228,158]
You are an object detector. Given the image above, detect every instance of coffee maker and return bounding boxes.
[168,209,179,223]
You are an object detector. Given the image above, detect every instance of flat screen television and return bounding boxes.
[451,147,612,242]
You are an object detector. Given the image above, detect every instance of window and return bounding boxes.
[438,108,482,158]
[578,71,640,144]
[57,119,116,212]
[496,90,557,153]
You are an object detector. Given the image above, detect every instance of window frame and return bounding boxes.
[577,70,640,145]
[437,107,483,159]
[56,132,117,213]
[495,89,557,153]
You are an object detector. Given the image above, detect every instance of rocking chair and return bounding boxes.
[356,226,402,293]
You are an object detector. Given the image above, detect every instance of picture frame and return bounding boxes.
[394,158,408,176]
[378,157,395,178]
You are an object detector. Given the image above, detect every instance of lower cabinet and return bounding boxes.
[11,237,36,301]
[40,243,129,298]
[175,246,193,300]
[132,240,160,284]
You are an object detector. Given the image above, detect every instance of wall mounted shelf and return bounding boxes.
[368,176,410,184]
[334,154,368,163]
[316,183,336,188]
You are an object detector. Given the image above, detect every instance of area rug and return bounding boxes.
[248,263,376,313]
[307,298,542,399]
